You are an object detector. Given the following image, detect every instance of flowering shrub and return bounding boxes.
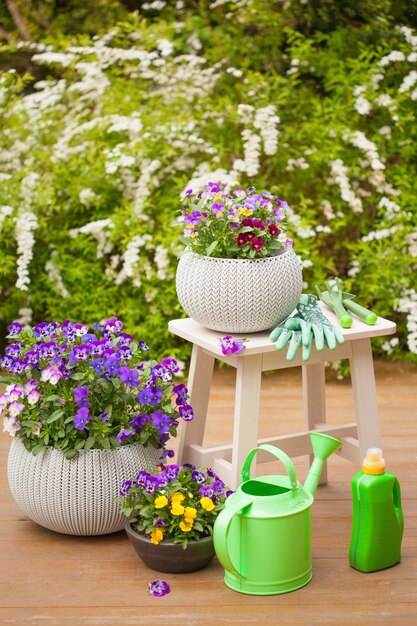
[0,318,193,459]
[180,183,292,259]
[0,2,416,364]
[117,464,230,549]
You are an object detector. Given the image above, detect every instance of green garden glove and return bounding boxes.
[269,315,314,361]
[296,294,345,351]
[269,294,345,361]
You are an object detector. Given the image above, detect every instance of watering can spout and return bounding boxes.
[303,433,342,496]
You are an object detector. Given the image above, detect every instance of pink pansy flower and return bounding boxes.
[31,422,42,436]
[27,390,41,405]
[3,416,21,436]
[8,401,25,418]
[23,380,38,395]
[41,367,53,382]
[49,371,63,386]
[7,385,23,402]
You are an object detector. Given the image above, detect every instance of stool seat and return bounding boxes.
[169,304,396,489]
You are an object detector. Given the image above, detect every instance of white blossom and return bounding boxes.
[15,211,38,291]
[0,205,14,231]
[240,129,261,176]
[69,219,114,258]
[398,70,417,93]
[398,288,417,354]
[354,96,372,115]
[361,225,399,242]
[45,251,70,298]
[115,234,152,285]
[329,160,363,213]
[286,157,309,171]
[378,50,405,67]
[133,159,161,218]
[79,188,98,206]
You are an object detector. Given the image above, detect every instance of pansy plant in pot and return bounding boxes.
[175,183,303,334]
[118,463,232,573]
[1,317,194,535]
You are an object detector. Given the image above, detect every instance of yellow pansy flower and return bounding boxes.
[171,502,185,516]
[200,497,215,512]
[242,208,253,216]
[184,506,197,520]
[171,492,185,504]
[179,519,193,532]
[150,528,164,545]
[154,495,168,509]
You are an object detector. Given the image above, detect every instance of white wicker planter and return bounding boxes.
[7,438,160,536]
[176,249,302,334]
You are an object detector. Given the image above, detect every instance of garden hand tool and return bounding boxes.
[316,278,377,326]
[213,433,342,595]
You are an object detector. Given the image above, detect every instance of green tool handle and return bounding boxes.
[331,300,352,329]
[241,444,298,490]
[343,299,377,324]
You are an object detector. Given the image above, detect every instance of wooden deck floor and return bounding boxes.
[1,362,416,625]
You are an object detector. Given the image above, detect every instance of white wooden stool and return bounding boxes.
[168,305,396,489]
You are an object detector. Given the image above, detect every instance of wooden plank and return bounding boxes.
[0,361,415,624]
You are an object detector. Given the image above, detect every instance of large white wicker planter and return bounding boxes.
[176,249,302,334]
[7,438,160,536]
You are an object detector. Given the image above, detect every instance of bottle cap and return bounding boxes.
[362,448,385,475]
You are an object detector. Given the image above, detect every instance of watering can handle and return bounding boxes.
[213,496,253,579]
[241,444,298,491]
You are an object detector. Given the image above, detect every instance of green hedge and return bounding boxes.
[0,1,416,364]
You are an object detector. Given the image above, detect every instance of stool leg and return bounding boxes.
[302,362,327,485]
[219,354,262,489]
[177,345,215,465]
[349,338,381,462]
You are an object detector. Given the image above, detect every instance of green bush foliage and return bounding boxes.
[0,1,416,364]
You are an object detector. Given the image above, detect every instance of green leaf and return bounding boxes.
[47,409,65,424]
[44,395,59,403]
[71,373,86,381]
[101,437,111,450]
[64,448,78,460]
[32,444,45,456]
[43,433,49,446]
[74,440,85,450]
[206,241,218,256]
[84,436,95,451]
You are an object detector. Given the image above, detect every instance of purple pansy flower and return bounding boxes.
[33,322,50,339]
[117,333,133,347]
[74,407,90,431]
[211,479,225,496]
[191,471,206,485]
[148,580,170,597]
[151,411,171,434]
[119,366,139,387]
[151,365,166,379]
[104,356,120,375]
[160,448,175,460]
[160,357,180,373]
[7,321,23,337]
[117,346,132,361]
[153,518,165,528]
[165,464,180,480]
[116,429,135,443]
[24,351,39,366]
[70,344,91,362]
[11,359,25,374]
[1,356,14,370]
[101,411,109,422]
[74,385,90,408]
[138,385,163,406]
[5,344,20,359]
[81,333,97,344]
[23,379,38,394]
[90,340,105,357]
[129,413,150,431]
[90,358,104,373]
[144,475,159,494]
[39,342,57,359]
[199,485,214,498]
[218,335,246,356]
[136,470,148,487]
[178,404,194,422]
[156,472,169,487]
[139,341,149,352]
[182,463,196,470]
[119,480,132,496]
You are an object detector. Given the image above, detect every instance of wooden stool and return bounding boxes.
[168,305,396,489]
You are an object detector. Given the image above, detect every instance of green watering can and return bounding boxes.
[213,433,341,595]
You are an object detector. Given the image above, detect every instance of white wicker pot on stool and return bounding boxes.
[176,248,302,334]
[7,439,160,535]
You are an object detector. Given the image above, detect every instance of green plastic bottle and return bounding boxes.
[349,448,404,573]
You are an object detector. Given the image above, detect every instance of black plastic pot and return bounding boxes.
[125,520,215,573]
